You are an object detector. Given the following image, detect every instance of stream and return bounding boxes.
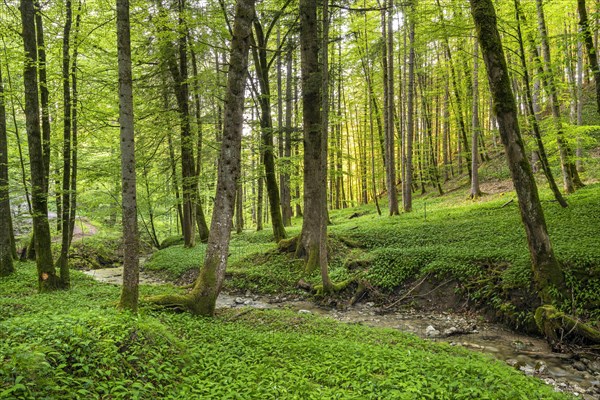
[84,267,600,399]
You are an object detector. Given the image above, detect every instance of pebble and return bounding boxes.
[442,326,458,336]
[234,297,245,304]
[298,309,312,314]
[573,361,587,372]
[425,325,440,337]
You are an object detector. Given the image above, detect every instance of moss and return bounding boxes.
[535,304,600,345]
[277,236,298,253]
[160,235,185,249]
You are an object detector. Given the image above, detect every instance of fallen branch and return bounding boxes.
[384,273,431,310]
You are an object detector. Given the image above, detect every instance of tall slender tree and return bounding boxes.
[295,0,332,291]
[116,0,139,311]
[577,0,600,114]
[20,0,59,291]
[470,0,564,304]
[535,0,584,193]
[151,0,255,315]
[0,56,14,277]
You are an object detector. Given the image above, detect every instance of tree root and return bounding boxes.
[535,305,600,346]
[277,236,298,253]
[145,294,195,312]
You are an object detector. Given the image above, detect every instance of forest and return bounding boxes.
[1,0,600,398]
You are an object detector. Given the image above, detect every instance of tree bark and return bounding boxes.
[251,19,286,242]
[514,0,567,208]
[20,0,59,291]
[34,1,50,194]
[184,0,255,315]
[535,0,583,193]
[57,0,73,287]
[0,56,14,276]
[403,9,415,213]
[295,0,332,292]
[116,0,139,311]
[470,0,565,304]
[470,39,482,199]
[281,43,293,226]
[578,0,600,115]
[384,0,399,215]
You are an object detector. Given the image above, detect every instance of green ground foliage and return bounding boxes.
[146,183,600,328]
[0,264,570,399]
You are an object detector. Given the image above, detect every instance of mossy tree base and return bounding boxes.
[535,305,600,346]
[146,293,216,316]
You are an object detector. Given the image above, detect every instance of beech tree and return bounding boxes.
[20,0,60,291]
[0,56,14,277]
[469,0,564,304]
[116,0,139,311]
[295,0,332,291]
[150,0,255,315]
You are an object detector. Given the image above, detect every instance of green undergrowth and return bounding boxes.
[142,181,600,326]
[0,263,570,399]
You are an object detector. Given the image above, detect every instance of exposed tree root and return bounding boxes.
[277,236,298,253]
[535,305,600,346]
[145,294,195,313]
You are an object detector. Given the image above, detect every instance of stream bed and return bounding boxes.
[85,267,600,398]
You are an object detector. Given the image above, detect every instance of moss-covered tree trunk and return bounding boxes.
[577,0,600,115]
[0,56,14,277]
[535,0,583,193]
[469,0,565,304]
[116,0,139,312]
[251,19,286,243]
[184,0,255,315]
[295,0,332,292]
[20,0,60,291]
[513,0,567,208]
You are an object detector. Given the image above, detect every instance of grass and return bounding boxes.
[0,263,570,399]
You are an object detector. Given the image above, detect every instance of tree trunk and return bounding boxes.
[470,0,565,304]
[535,0,583,193]
[0,56,14,276]
[20,0,59,291]
[578,0,600,115]
[385,0,399,215]
[295,0,331,292]
[116,0,139,311]
[34,1,50,194]
[403,10,415,213]
[514,0,567,207]
[251,20,286,243]
[190,45,210,243]
[185,0,255,315]
[470,39,482,199]
[57,0,73,287]
[281,43,293,226]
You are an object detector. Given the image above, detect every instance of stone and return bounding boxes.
[234,297,245,304]
[573,361,587,372]
[425,325,440,337]
[298,309,312,314]
[442,327,458,336]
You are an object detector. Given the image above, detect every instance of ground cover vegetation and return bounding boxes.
[1,0,600,396]
[1,264,570,399]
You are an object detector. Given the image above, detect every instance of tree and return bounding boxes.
[250,9,288,242]
[469,38,482,199]
[116,0,139,311]
[403,5,415,213]
[295,0,332,291]
[577,0,600,115]
[534,0,584,193]
[383,0,399,215]
[20,0,60,291]
[150,0,255,315]
[469,0,564,304]
[0,56,14,277]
